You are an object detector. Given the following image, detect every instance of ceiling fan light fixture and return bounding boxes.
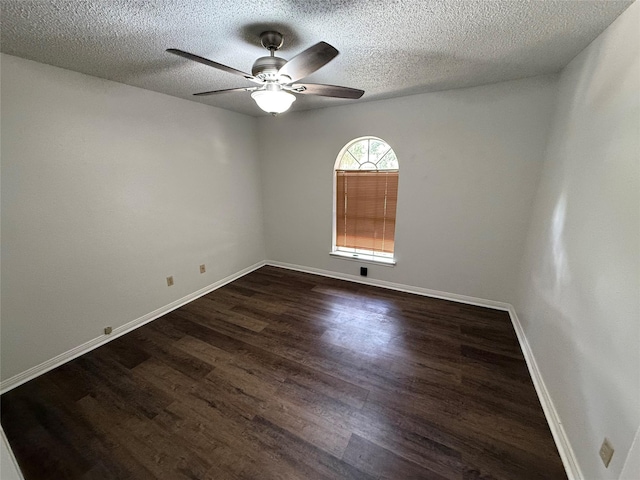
[251,89,296,114]
[169,31,363,115]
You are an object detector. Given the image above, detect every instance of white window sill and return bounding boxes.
[329,251,396,266]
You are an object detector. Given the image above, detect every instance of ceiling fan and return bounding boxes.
[167,31,364,115]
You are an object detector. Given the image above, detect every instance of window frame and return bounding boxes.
[331,136,398,266]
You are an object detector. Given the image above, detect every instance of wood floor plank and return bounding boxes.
[1,266,566,479]
[189,297,270,332]
[75,352,172,421]
[249,416,376,480]
[77,395,210,480]
[173,334,237,368]
[342,433,450,480]
[122,326,214,381]
[281,364,370,410]
[348,407,464,480]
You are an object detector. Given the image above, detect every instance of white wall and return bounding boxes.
[0,54,265,381]
[1,428,23,480]
[515,2,640,479]
[258,76,557,303]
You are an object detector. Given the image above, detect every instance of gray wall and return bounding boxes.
[515,2,640,478]
[1,54,266,380]
[258,76,557,303]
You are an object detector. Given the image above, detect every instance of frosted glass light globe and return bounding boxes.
[251,89,296,114]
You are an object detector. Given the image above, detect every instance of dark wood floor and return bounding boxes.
[1,266,566,479]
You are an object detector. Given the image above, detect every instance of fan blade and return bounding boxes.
[194,87,258,96]
[278,42,339,83]
[292,83,364,99]
[167,48,261,83]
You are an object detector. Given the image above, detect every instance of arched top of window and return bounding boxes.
[335,137,398,171]
[332,136,399,263]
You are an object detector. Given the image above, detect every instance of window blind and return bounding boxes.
[336,170,398,253]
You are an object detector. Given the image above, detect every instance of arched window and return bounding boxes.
[332,137,399,264]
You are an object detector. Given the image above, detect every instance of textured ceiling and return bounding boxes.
[1,0,633,116]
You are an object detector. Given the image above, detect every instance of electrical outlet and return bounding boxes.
[166,276,174,287]
[104,326,112,335]
[599,437,614,468]
[200,264,206,274]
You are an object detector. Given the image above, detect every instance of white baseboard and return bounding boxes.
[266,260,512,311]
[266,260,580,480]
[507,306,583,480]
[0,261,266,394]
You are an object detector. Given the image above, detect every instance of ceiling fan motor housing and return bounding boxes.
[252,56,288,81]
